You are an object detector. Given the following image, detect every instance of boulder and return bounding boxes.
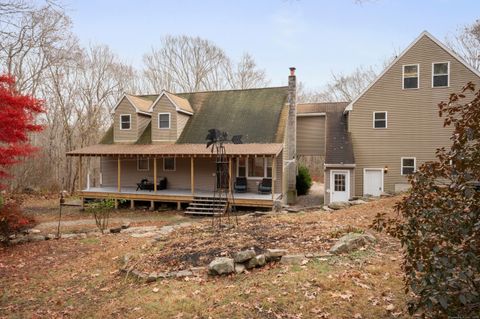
[328,201,350,210]
[245,254,266,269]
[322,206,334,212]
[265,249,288,261]
[146,272,158,283]
[61,233,87,240]
[130,232,158,238]
[280,254,306,265]
[28,235,46,242]
[9,236,29,245]
[110,227,122,234]
[208,257,235,275]
[27,229,41,234]
[175,270,193,278]
[45,234,57,240]
[233,249,256,263]
[234,263,246,274]
[121,226,157,234]
[349,199,367,206]
[121,222,131,229]
[329,232,377,255]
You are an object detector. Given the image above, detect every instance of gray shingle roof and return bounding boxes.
[325,107,355,165]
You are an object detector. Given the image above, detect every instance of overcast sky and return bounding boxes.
[66,0,479,91]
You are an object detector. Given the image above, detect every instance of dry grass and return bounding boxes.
[0,196,408,318]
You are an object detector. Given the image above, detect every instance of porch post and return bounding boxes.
[190,157,195,195]
[87,170,90,190]
[272,155,276,200]
[117,157,121,193]
[78,156,82,191]
[228,157,232,195]
[153,157,157,192]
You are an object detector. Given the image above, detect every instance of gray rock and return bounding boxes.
[146,272,158,283]
[349,199,367,206]
[280,254,306,265]
[131,269,148,280]
[265,249,288,261]
[45,234,57,240]
[329,232,377,255]
[190,267,206,275]
[322,206,334,212]
[28,234,46,242]
[233,249,256,263]
[328,201,350,210]
[175,270,193,278]
[245,254,266,269]
[27,229,41,234]
[130,232,158,238]
[157,272,168,279]
[61,233,87,239]
[121,222,131,229]
[208,257,235,275]
[234,263,246,274]
[121,226,158,234]
[9,236,29,245]
[110,227,122,234]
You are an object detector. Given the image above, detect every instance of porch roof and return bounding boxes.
[67,143,283,157]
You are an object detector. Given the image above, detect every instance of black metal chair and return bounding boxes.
[258,178,272,194]
[136,179,150,191]
[234,177,247,193]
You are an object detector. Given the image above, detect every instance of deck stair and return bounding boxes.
[185,196,228,215]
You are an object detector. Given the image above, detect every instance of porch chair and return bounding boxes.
[258,178,272,194]
[234,177,247,193]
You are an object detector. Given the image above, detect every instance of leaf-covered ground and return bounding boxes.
[0,196,409,318]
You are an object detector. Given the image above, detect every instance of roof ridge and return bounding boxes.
[134,86,288,97]
[298,101,350,105]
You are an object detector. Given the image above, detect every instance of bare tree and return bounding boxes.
[447,20,480,71]
[225,53,269,89]
[143,36,269,93]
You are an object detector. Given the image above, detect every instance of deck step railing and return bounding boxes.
[185,196,228,216]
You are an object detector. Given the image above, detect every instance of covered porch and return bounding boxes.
[67,143,284,209]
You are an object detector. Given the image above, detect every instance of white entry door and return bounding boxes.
[363,168,384,196]
[330,170,350,202]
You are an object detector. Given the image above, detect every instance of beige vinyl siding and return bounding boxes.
[177,113,190,139]
[324,168,355,204]
[349,35,480,196]
[113,98,138,143]
[151,96,178,143]
[296,116,326,156]
[137,114,151,136]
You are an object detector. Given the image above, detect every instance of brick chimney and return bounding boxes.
[286,67,297,204]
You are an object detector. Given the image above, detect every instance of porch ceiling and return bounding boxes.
[67,143,283,157]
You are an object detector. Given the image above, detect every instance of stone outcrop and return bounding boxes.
[208,257,235,275]
[329,232,377,254]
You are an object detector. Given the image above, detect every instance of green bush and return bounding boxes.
[372,82,480,317]
[85,199,115,234]
[296,165,312,195]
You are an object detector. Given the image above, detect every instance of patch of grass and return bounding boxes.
[309,259,331,273]
[80,237,100,245]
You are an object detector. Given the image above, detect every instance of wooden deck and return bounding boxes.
[78,187,281,208]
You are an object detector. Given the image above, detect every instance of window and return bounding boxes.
[333,173,346,192]
[163,157,175,171]
[120,114,131,130]
[237,158,246,177]
[137,158,149,171]
[158,113,170,129]
[432,62,449,87]
[401,157,416,175]
[403,64,419,89]
[245,157,273,178]
[248,157,264,178]
[373,112,387,128]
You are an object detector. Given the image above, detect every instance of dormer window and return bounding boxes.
[403,64,419,89]
[432,62,449,87]
[158,113,171,129]
[120,114,131,130]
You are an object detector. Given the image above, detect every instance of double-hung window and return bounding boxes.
[120,114,131,130]
[401,157,416,175]
[373,112,387,129]
[432,62,449,87]
[239,157,273,178]
[137,158,149,171]
[158,113,171,129]
[163,157,175,171]
[403,64,419,89]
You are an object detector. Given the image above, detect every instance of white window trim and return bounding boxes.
[137,158,149,171]
[402,64,420,90]
[119,114,131,130]
[163,157,176,171]
[432,61,450,88]
[372,111,388,129]
[238,157,272,179]
[401,157,416,175]
[158,112,171,129]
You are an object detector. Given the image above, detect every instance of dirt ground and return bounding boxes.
[0,195,408,319]
[294,182,324,208]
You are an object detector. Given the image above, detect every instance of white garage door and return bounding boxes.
[363,169,383,196]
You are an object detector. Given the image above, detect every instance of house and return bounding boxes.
[323,31,480,204]
[67,69,299,211]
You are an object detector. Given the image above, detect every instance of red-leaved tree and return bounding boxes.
[0,75,44,188]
